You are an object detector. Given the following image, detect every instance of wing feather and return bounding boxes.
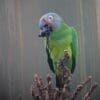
[71,28,78,73]
[46,47,55,73]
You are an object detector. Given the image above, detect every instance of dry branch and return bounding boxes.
[30,51,98,100]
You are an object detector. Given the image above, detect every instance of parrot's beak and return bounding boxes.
[38,18,53,37]
[38,24,53,37]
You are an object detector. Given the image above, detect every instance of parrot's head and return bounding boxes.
[38,12,62,37]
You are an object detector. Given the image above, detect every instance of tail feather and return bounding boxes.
[56,76,64,88]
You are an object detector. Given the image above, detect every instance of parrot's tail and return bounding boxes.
[56,75,71,93]
[56,75,64,88]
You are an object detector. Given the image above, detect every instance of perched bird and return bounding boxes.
[38,13,78,88]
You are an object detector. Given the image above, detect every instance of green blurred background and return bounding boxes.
[0,0,100,100]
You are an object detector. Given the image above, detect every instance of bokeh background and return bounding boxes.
[0,0,100,100]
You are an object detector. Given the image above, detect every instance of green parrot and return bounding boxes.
[38,13,78,88]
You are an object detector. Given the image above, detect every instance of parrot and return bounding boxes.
[38,12,78,88]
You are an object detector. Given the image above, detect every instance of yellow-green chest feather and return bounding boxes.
[46,27,73,75]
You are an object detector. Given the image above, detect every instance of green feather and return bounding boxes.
[71,27,78,73]
[46,21,78,76]
[46,47,55,73]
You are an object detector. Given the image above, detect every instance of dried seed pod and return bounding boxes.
[83,82,98,100]
[34,73,40,82]
[71,76,92,100]
[46,73,52,83]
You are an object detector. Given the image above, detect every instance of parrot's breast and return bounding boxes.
[46,23,77,76]
[47,39,72,76]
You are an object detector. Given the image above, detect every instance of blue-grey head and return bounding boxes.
[38,12,62,37]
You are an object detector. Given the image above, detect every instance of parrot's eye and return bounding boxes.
[48,15,53,22]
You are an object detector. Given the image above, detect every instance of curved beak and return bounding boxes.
[38,19,53,37]
[38,25,52,37]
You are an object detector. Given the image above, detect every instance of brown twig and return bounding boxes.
[82,82,98,100]
[31,73,98,100]
[71,76,92,100]
[58,50,72,86]
[30,52,98,100]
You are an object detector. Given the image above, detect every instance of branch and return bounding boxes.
[71,76,92,100]
[82,82,98,100]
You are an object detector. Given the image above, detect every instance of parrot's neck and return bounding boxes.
[48,22,69,41]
